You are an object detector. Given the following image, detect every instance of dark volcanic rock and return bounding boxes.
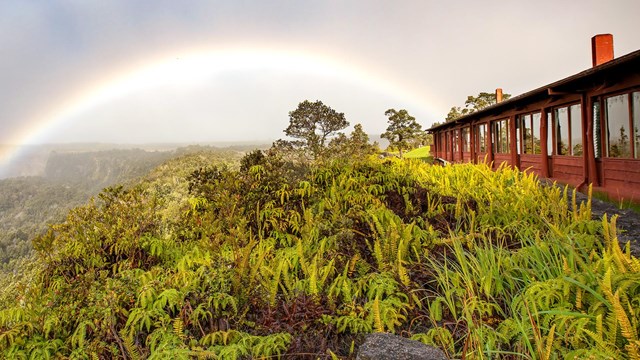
[356,333,447,360]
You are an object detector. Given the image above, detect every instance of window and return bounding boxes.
[492,119,509,153]
[452,130,459,153]
[476,123,487,152]
[444,132,449,154]
[554,104,582,156]
[462,127,470,152]
[516,116,523,154]
[570,105,583,155]
[605,94,631,157]
[517,112,542,155]
[532,113,542,154]
[555,107,569,155]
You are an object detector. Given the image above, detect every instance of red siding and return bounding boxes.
[476,152,489,164]
[601,159,640,201]
[493,154,512,168]
[520,154,543,176]
[550,156,583,185]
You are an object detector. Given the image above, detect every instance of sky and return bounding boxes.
[1,0,640,149]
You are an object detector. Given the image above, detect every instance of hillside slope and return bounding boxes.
[1,153,639,359]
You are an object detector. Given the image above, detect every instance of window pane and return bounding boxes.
[518,114,530,154]
[634,92,640,159]
[555,107,569,155]
[492,121,499,153]
[477,124,486,152]
[570,104,582,156]
[453,130,459,153]
[501,119,509,153]
[492,119,509,153]
[444,132,449,155]
[606,94,630,158]
[462,127,470,152]
[532,112,541,154]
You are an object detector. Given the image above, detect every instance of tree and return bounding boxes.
[381,109,425,156]
[284,100,349,160]
[328,123,378,160]
[445,91,512,122]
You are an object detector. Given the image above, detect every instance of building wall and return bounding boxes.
[430,61,640,202]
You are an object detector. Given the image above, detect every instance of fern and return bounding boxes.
[610,290,637,343]
[543,324,556,360]
[173,318,186,342]
[397,246,410,287]
[121,330,142,360]
[372,296,384,333]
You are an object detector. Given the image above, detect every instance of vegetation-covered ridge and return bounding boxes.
[0,146,247,270]
[1,150,640,358]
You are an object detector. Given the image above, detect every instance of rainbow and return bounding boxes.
[0,45,445,175]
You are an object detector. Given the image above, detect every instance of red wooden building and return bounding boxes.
[428,34,640,202]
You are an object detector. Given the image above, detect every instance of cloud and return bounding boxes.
[1,0,640,146]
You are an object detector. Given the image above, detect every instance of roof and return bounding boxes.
[428,48,640,132]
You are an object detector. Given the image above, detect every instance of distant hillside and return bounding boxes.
[44,149,173,191]
[0,146,249,268]
[0,141,271,179]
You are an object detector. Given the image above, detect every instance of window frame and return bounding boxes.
[601,90,640,159]
[517,111,543,155]
[551,102,582,156]
[491,118,510,154]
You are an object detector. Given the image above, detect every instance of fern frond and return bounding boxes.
[611,290,636,342]
[297,240,308,275]
[348,253,359,277]
[373,296,384,333]
[626,341,640,360]
[583,328,621,358]
[596,313,603,341]
[121,330,141,360]
[397,249,410,287]
[173,318,186,341]
[373,240,384,270]
[543,324,555,360]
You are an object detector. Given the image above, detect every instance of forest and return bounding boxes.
[0,147,249,269]
[0,102,639,359]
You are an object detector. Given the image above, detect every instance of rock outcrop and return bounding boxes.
[356,333,447,360]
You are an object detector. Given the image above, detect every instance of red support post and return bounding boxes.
[540,109,550,178]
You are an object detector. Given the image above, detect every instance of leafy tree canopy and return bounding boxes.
[381,109,425,156]
[283,100,349,160]
[445,91,512,122]
[327,123,379,160]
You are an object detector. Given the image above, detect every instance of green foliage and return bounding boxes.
[381,108,427,156]
[1,147,639,359]
[327,123,379,162]
[282,99,350,160]
[445,91,513,122]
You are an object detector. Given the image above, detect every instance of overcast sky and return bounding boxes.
[1,0,640,146]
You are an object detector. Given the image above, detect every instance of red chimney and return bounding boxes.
[591,34,614,67]
[496,88,503,103]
